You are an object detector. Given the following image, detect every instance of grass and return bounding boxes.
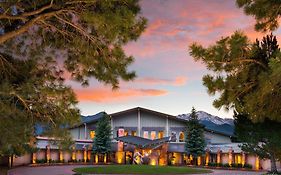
[73,165,212,174]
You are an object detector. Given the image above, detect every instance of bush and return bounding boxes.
[231,163,243,168]
[207,162,217,167]
[223,163,230,168]
[217,163,223,167]
[243,163,253,169]
[35,159,47,164]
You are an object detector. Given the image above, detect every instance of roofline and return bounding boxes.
[110,107,233,137]
[110,107,186,123]
[204,128,234,137]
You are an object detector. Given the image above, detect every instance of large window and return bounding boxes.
[143,131,149,139]
[90,131,95,139]
[151,131,156,140]
[179,132,184,142]
[117,128,125,137]
[124,130,128,136]
[158,131,164,139]
[131,131,137,136]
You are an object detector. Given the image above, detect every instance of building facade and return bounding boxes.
[9,107,281,170]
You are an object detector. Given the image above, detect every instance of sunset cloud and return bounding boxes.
[75,87,168,102]
[135,76,187,86]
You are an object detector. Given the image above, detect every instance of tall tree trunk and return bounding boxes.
[270,154,277,173]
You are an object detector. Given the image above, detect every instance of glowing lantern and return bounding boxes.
[104,154,107,163]
[197,156,201,166]
[242,152,245,166]
[228,150,233,166]
[32,153,36,164]
[59,151,63,162]
[83,149,87,162]
[255,156,259,170]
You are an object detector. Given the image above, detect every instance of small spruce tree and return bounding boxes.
[92,113,112,162]
[185,107,206,165]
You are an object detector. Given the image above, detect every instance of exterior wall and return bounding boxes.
[112,112,138,137]
[50,150,59,161]
[204,131,232,144]
[261,159,271,170]
[76,150,83,161]
[63,152,71,162]
[36,150,46,160]
[141,111,166,128]
[169,119,185,128]
[13,154,31,166]
[221,153,229,164]
[70,128,79,140]
[247,155,256,169]
[79,126,85,139]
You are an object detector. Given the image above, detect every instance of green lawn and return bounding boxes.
[73,165,212,174]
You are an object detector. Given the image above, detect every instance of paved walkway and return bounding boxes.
[8,165,265,175]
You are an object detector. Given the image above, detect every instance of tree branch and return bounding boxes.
[0,9,65,44]
[212,59,267,69]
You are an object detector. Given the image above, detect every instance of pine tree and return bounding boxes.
[184,107,206,165]
[0,0,146,158]
[236,0,281,32]
[92,113,112,161]
[189,33,281,122]
[234,113,281,173]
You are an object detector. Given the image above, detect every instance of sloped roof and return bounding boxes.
[115,135,170,149]
[73,107,234,137]
[200,120,234,137]
[110,107,234,137]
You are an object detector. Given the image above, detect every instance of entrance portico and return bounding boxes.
[115,135,171,165]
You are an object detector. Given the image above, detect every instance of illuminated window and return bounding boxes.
[90,131,95,139]
[143,131,148,138]
[158,131,164,139]
[118,128,124,137]
[179,132,184,142]
[124,130,128,136]
[131,131,136,136]
[151,131,156,140]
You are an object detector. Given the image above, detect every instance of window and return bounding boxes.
[131,131,137,136]
[151,131,156,140]
[179,132,184,142]
[171,131,177,142]
[117,128,124,137]
[124,130,128,136]
[143,131,149,138]
[158,131,164,139]
[90,131,95,139]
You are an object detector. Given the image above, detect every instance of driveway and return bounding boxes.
[8,165,265,175]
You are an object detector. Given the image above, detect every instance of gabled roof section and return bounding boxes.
[115,135,171,149]
[110,107,186,123]
[110,107,234,137]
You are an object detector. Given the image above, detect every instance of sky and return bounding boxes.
[70,0,275,118]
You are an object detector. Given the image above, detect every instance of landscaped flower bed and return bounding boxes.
[206,162,253,170]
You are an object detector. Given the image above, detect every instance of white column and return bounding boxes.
[166,116,169,137]
[138,108,141,136]
[84,123,87,139]
[110,116,114,138]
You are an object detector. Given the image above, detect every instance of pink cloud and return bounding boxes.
[75,87,168,102]
[135,76,187,86]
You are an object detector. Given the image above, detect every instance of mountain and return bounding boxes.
[178,111,234,125]
[177,111,234,136]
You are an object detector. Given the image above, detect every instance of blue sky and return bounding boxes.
[72,0,273,118]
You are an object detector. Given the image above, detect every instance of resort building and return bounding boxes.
[7,107,281,170]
